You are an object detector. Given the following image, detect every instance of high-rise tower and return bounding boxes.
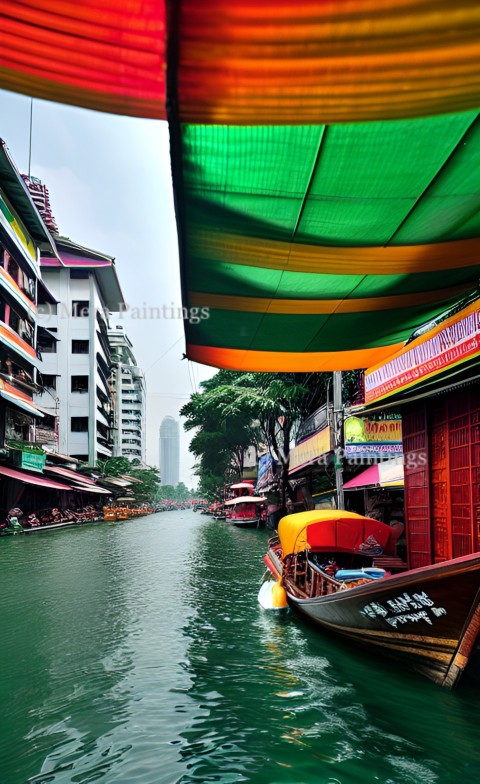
[159,416,179,486]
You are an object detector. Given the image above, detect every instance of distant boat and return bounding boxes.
[261,510,480,689]
[224,496,266,528]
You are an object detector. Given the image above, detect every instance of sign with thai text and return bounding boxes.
[360,590,447,628]
[11,449,46,472]
[344,415,402,458]
[365,301,480,403]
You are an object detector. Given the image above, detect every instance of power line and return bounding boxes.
[144,335,184,374]
[28,98,33,177]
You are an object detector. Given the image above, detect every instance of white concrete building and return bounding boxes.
[108,325,146,463]
[159,416,179,486]
[34,237,124,464]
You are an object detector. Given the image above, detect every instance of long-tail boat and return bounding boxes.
[224,496,266,528]
[261,510,480,689]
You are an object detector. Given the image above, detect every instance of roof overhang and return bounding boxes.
[41,237,125,311]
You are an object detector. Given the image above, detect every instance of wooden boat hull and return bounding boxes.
[284,552,480,688]
[229,517,262,528]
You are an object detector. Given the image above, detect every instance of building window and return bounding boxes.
[72,339,90,354]
[37,335,57,354]
[71,375,89,393]
[42,374,57,390]
[70,269,89,279]
[72,301,89,317]
[71,416,89,432]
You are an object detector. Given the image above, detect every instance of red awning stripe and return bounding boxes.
[0,0,166,119]
[0,464,73,490]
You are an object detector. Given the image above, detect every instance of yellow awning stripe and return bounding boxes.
[190,231,480,276]
[189,286,467,315]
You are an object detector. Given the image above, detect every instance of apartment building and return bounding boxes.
[34,237,125,464]
[108,325,146,463]
[0,141,58,456]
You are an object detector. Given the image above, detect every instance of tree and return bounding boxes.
[181,370,331,505]
[181,372,258,499]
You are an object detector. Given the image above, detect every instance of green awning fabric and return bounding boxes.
[176,113,480,370]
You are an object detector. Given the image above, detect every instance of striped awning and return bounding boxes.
[2,1,480,370]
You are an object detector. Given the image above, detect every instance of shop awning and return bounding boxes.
[71,483,111,495]
[44,465,97,484]
[0,464,73,490]
[99,476,132,488]
[2,3,480,123]
[43,451,84,465]
[343,461,404,491]
[44,466,110,493]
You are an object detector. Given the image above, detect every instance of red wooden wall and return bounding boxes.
[403,403,431,568]
[403,384,480,568]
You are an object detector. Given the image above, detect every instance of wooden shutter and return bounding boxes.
[403,403,431,568]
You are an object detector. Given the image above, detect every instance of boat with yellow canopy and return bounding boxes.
[261,510,480,689]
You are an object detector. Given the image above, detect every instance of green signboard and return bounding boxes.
[11,449,46,473]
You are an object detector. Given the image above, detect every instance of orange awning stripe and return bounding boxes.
[177,0,480,124]
[1,2,480,123]
[186,343,404,373]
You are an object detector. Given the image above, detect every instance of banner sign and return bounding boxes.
[289,427,331,474]
[256,453,276,491]
[365,301,480,403]
[344,415,402,458]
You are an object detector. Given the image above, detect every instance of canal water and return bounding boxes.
[1,510,480,784]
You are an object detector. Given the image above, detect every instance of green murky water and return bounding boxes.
[1,511,479,783]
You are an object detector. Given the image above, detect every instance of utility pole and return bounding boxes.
[333,371,345,510]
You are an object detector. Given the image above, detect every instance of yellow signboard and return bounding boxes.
[289,427,331,474]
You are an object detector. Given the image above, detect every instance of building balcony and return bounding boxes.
[0,320,37,365]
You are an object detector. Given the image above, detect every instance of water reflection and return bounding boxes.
[0,525,136,783]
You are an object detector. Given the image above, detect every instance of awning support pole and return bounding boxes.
[333,371,345,510]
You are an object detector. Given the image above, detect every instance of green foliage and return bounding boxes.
[181,370,331,502]
[6,440,45,455]
[156,482,193,502]
[96,456,132,477]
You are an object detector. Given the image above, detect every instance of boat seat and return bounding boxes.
[373,555,408,572]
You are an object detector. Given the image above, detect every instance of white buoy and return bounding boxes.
[258,579,288,610]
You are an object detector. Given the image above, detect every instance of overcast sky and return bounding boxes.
[0,88,215,486]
